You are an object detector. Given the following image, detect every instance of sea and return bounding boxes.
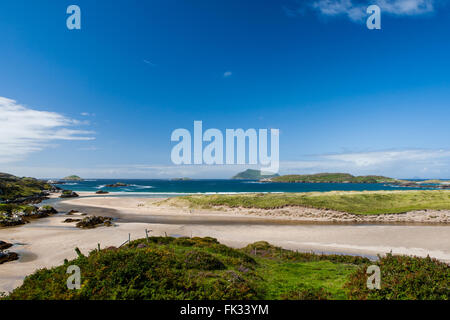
[51,179,432,197]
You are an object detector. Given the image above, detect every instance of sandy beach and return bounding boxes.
[1,192,450,294]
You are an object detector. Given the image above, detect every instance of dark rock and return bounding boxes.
[95,190,109,194]
[75,216,113,229]
[0,251,19,265]
[105,182,129,188]
[37,205,58,216]
[67,210,79,215]
[63,218,82,223]
[60,190,79,198]
[0,240,13,250]
[0,214,26,227]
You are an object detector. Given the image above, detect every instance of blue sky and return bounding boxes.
[1,0,449,179]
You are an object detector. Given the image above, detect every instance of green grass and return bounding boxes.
[0,204,36,214]
[255,259,355,299]
[0,172,52,202]
[3,237,447,300]
[168,190,450,215]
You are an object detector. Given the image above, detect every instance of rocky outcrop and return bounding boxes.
[60,190,79,198]
[0,213,27,227]
[36,205,58,217]
[105,183,129,188]
[63,218,82,223]
[0,251,19,265]
[0,241,13,250]
[0,205,58,227]
[4,192,51,205]
[95,190,109,194]
[75,216,113,229]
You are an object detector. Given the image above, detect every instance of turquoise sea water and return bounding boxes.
[53,179,429,196]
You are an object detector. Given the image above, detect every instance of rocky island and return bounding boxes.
[62,175,83,181]
[105,182,130,188]
[232,169,279,180]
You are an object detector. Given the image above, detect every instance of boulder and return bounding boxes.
[105,182,129,188]
[0,240,13,250]
[37,205,58,216]
[0,213,26,227]
[0,251,19,265]
[60,190,79,198]
[75,216,113,229]
[95,190,109,194]
[63,218,82,223]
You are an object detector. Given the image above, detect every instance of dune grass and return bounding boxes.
[170,190,450,215]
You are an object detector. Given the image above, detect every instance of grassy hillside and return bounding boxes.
[170,190,450,214]
[3,237,448,300]
[0,172,53,203]
[232,169,279,180]
[269,173,397,184]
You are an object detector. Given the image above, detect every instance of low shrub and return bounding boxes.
[345,253,450,300]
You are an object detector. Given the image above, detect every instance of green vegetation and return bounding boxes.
[346,253,449,300]
[62,175,83,181]
[0,172,53,203]
[4,237,448,300]
[232,169,279,180]
[269,173,397,184]
[0,203,36,215]
[169,190,450,214]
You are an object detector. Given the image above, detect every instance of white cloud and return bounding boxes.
[376,0,435,15]
[286,0,438,22]
[323,149,450,166]
[223,71,233,78]
[0,97,95,163]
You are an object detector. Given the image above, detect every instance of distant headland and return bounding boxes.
[232,169,279,180]
[62,175,83,181]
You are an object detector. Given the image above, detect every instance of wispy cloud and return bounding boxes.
[284,0,439,22]
[0,97,95,163]
[223,71,233,78]
[143,59,157,67]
